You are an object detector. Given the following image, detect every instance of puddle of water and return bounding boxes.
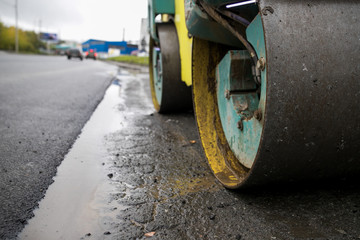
[19,69,136,240]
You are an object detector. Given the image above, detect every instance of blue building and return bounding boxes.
[81,39,138,58]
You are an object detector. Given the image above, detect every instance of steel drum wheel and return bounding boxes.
[192,38,250,189]
[193,1,360,188]
[149,22,192,113]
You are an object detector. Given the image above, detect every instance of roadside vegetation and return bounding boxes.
[0,22,45,53]
[107,55,149,66]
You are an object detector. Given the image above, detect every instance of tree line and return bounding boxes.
[0,21,46,53]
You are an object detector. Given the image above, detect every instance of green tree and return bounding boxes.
[0,21,46,53]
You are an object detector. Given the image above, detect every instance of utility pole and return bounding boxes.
[122,28,125,42]
[15,0,18,53]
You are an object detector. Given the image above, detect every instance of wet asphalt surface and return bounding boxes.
[1,52,360,240]
[87,69,360,240]
[0,52,117,239]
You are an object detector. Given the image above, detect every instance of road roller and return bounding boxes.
[148,0,360,188]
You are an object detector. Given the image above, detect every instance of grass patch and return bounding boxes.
[107,55,149,66]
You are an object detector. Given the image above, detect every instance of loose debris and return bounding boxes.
[145,232,156,237]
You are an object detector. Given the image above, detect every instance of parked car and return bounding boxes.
[85,49,97,60]
[65,48,83,60]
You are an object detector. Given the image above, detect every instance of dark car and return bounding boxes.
[66,48,83,60]
[85,49,97,60]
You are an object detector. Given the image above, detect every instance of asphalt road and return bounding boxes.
[0,52,117,239]
[18,66,360,240]
[90,71,360,240]
[1,52,360,240]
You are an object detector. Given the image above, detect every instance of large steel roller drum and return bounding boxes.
[192,0,360,188]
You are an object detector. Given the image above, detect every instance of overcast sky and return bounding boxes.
[0,0,148,43]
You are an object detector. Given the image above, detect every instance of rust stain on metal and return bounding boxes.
[237,120,244,131]
[254,109,262,121]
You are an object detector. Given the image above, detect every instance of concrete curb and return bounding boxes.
[104,60,149,73]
